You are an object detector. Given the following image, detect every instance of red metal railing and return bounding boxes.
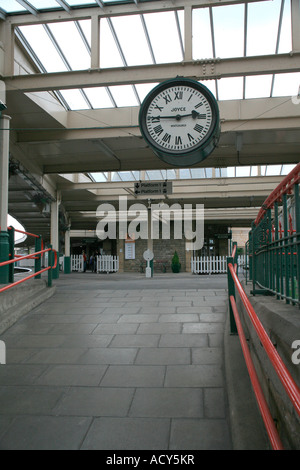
[0,226,57,292]
[229,294,284,450]
[254,163,300,226]
[0,249,57,293]
[227,253,300,449]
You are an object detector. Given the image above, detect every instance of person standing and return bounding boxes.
[82,250,87,272]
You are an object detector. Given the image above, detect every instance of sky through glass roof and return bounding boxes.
[9,0,298,111]
[0,0,298,182]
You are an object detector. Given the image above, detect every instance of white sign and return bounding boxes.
[143,249,154,261]
[134,181,172,195]
[125,241,135,259]
[0,340,6,365]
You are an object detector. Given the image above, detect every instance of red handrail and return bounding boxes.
[0,266,50,294]
[0,248,57,294]
[228,262,300,418]
[0,249,50,267]
[229,295,284,450]
[255,163,300,225]
[7,226,39,238]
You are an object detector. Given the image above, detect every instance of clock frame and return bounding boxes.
[138,77,220,167]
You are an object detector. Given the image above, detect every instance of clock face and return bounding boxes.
[139,78,219,161]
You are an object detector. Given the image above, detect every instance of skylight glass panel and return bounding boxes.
[143,11,183,63]
[0,0,26,12]
[266,165,282,175]
[28,0,58,8]
[282,164,296,174]
[245,75,272,99]
[236,166,251,177]
[166,169,177,179]
[250,166,258,176]
[190,168,206,178]
[192,8,213,59]
[110,15,153,66]
[278,0,292,53]
[66,0,97,5]
[48,22,91,70]
[225,166,235,178]
[19,25,68,73]
[90,173,108,182]
[108,85,139,107]
[179,169,192,179]
[146,170,164,180]
[217,77,243,100]
[246,0,281,56]
[59,89,89,110]
[119,172,136,181]
[82,87,114,108]
[272,72,300,97]
[201,80,217,98]
[212,4,244,58]
[78,19,91,47]
[100,18,124,68]
[135,83,159,102]
[111,172,121,181]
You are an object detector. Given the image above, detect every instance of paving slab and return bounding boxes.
[0,272,233,450]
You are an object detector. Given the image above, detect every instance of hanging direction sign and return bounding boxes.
[134,181,172,196]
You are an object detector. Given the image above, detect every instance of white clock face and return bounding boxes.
[145,84,213,154]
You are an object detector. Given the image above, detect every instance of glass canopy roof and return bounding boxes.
[2,0,299,111]
[0,1,298,184]
[89,164,297,183]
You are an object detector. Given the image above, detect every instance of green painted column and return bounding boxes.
[0,115,11,284]
[0,231,9,284]
[64,227,71,274]
[51,197,60,280]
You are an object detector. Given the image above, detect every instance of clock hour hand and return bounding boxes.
[150,110,200,121]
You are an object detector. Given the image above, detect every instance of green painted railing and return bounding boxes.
[247,163,300,306]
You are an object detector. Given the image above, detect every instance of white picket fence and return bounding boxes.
[71,255,119,273]
[191,255,247,274]
[71,255,84,272]
[97,255,119,273]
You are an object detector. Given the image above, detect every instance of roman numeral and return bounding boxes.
[163,94,172,104]
[153,125,164,136]
[194,124,204,133]
[194,102,203,109]
[148,116,160,123]
[174,91,183,100]
[197,113,206,119]
[187,133,195,142]
[162,133,171,143]
[154,104,163,112]
[175,136,182,145]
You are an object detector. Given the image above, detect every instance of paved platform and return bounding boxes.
[0,272,234,450]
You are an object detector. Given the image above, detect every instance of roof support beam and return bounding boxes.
[291,0,300,51]
[16,0,38,16]
[55,0,71,12]
[5,52,300,92]
[7,0,270,26]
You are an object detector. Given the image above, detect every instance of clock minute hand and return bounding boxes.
[152,110,200,121]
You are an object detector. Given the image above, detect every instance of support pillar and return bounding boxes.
[0,115,10,284]
[148,205,153,277]
[291,0,300,52]
[50,195,60,279]
[64,228,71,274]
